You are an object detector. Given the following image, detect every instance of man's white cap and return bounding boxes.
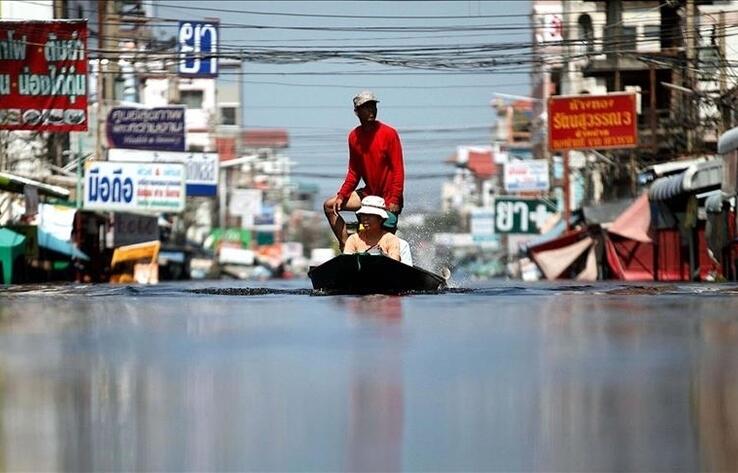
[356,195,388,219]
[353,90,379,108]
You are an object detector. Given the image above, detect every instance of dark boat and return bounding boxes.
[308,253,447,294]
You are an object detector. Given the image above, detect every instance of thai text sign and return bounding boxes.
[108,148,218,196]
[548,93,637,151]
[178,21,219,77]
[504,160,550,192]
[84,161,186,212]
[107,107,185,151]
[0,20,87,131]
[494,197,557,234]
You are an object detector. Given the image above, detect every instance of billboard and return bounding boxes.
[178,21,219,77]
[494,197,557,234]
[108,148,218,196]
[0,20,88,131]
[548,93,637,151]
[107,107,185,151]
[84,161,186,212]
[504,160,550,192]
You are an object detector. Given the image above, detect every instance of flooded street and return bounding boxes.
[1,281,738,471]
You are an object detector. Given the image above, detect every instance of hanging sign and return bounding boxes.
[494,197,557,234]
[0,20,88,131]
[107,107,186,151]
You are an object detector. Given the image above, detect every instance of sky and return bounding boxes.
[154,1,533,212]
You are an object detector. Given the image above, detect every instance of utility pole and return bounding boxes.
[685,0,696,154]
[718,10,730,133]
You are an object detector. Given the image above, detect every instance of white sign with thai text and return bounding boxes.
[84,161,186,212]
[504,160,550,192]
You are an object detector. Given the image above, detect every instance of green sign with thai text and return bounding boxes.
[493,197,558,234]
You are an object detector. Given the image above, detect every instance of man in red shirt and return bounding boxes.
[323,91,405,247]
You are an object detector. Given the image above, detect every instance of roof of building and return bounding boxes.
[466,150,496,180]
[242,129,289,149]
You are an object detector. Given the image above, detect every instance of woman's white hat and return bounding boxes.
[356,195,388,219]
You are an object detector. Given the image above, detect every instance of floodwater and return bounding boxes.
[1,280,738,472]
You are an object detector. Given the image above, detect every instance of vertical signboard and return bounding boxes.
[178,21,219,77]
[0,20,88,131]
[548,93,637,151]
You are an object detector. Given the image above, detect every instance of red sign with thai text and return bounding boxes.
[0,20,88,131]
[548,93,637,151]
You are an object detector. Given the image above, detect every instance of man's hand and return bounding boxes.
[332,196,344,216]
[388,203,401,213]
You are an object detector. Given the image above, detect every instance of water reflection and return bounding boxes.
[337,296,404,471]
[0,289,738,470]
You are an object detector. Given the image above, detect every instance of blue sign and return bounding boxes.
[107,107,185,152]
[178,21,219,77]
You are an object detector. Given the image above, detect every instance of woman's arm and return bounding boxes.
[382,234,401,261]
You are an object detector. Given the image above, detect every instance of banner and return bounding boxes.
[548,93,637,151]
[0,20,88,131]
[108,148,218,196]
[84,161,186,212]
[107,107,185,151]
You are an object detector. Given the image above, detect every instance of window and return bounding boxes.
[220,106,237,126]
[621,26,637,51]
[180,90,203,109]
[644,25,660,39]
[577,14,594,54]
[188,145,205,152]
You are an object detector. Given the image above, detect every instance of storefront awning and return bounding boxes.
[648,173,684,201]
[0,172,70,199]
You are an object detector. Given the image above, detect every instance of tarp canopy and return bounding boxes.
[38,228,89,260]
[531,236,593,280]
[608,193,652,243]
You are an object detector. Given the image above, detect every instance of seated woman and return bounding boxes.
[343,196,401,261]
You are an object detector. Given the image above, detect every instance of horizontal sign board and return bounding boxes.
[84,161,186,212]
[0,20,88,131]
[494,196,557,234]
[108,148,218,196]
[107,107,185,152]
[504,160,550,192]
[548,93,637,151]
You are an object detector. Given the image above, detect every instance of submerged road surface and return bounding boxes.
[1,280,737,471]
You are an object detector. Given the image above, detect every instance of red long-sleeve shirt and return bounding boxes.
[337,121,405,207]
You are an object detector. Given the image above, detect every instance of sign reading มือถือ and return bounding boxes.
[494,197,557,235]
[0,20,88,131]
[84,161,186,213]
[548,93,637,151]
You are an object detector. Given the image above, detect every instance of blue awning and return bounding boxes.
[648,160,723,202]
[37,228,89,260]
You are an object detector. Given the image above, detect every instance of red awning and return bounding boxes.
[608,192,651,243]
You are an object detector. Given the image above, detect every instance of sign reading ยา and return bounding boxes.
[548,93,637,152]
[0,20,88,131]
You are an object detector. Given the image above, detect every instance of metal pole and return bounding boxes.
[563,150,570,231]
[76,137,83,208]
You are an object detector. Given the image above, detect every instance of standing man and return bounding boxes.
[323,91,405,247]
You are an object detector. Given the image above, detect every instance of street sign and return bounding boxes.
[84,161,186,212]
[109,149,218,196]
[107,107,185,151]
[548,93,637,151]
[494,197,557,234]
[178,21,219,77]
[504,160,550,192]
